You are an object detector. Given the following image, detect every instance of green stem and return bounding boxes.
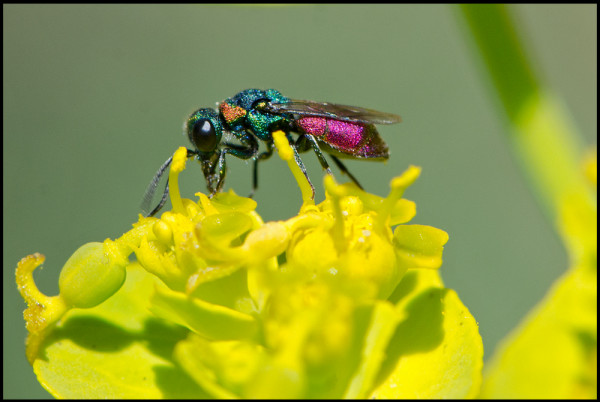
[458,4,594,234]
[460,4,539,121]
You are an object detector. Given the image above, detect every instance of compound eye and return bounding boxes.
[191,119,217,152]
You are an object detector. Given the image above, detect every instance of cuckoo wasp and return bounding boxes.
[142,89,401,216]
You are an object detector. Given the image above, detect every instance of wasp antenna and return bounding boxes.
[141,155,174,216]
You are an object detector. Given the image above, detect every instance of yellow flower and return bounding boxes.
[16,132,481,399]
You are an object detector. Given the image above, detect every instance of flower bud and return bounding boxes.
[58,241,127,308]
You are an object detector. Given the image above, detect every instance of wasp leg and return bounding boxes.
[249,141,274,198]
[292,134,312,153]
[296,135,363,190]
[329,155,364,190]
[303,134,334,176]
[285,133,315,200]
[209,132,259,196]
[202,150,224,196]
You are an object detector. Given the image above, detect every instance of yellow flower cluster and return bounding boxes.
[16,132,465,398]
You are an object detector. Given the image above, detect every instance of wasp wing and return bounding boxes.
[265,100,401,125]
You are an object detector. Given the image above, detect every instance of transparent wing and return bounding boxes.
[265,99,402,125]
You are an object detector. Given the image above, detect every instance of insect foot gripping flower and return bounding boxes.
[17,138,483,399]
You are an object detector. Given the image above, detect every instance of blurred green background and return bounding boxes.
[3,5,596,398]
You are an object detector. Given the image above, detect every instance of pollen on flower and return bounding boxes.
[340,195,363,216]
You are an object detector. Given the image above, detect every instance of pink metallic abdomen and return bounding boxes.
[295,116,388,159]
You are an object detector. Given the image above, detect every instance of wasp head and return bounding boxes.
[186,108,223,156]
[186,108,227,196]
